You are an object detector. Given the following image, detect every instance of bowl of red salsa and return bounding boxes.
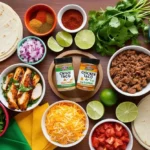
[57,4,87,33]
[89,119,133,150]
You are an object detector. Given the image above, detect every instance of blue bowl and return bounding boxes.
[17,36,47,65]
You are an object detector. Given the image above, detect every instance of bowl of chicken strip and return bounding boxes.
[0,63,46,111]
[107,45,150,97]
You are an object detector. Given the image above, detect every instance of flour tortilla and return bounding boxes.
[131,123,150,150]
[0,2,23,61]
[132,94,150,149]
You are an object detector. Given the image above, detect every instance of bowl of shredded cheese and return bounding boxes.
[41,100,89,147]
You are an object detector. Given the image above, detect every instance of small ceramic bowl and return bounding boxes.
[89,119,133,150]
[0,63,46,112]
[57,4,87,33]
[0,103,9,136]
[24,4,57,36]
[17,36,47,65]
[41,100,89,148]
[107,45,150,97]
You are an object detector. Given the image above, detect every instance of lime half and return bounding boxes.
[47,36,64,52]
[56,31,73,47]
[86,101,105,120]
[116,102,138,123]
[75,29,95,50]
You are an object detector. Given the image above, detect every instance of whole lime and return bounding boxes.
[99,89,117,106]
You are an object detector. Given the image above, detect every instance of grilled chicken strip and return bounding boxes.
[18,68,32,97]
[18,92,30,110]
[13,67,25,82]
[18,68,32,110]
[20,68,32,87]
[2,73,14,91]
[32,74,40,87]
[7,84,18,109]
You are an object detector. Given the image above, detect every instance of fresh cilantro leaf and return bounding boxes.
[19,84,32,92]
[88,11,97,21]
[128,25,138,35]
[109,17,120,28]
[0,108,5,133]
[27,99,39,107]
[127,15,135,22]
[3,76,6,83]
[9,78,19,85]
[131,37,140,45]
[31,71,37,78]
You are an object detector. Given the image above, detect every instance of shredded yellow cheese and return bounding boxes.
[45,102,86,145]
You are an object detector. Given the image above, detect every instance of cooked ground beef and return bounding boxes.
[110,50,150,94]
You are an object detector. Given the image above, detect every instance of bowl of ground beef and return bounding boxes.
[107,45,150,97]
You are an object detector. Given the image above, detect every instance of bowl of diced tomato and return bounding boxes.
[89,119,133,150]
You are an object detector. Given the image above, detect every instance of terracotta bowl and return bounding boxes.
[0,103,9,136]
[24,4,57,36]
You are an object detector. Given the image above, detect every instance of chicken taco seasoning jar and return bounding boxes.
[77,57,100,91]
[54,57,76,91]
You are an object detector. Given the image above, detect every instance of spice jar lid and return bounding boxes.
[54,57,72,64]
[81,57,100,65]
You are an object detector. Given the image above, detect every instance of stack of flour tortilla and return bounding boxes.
[0,2,23,61]
[132,94,150,150]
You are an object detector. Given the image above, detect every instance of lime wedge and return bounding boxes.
[75,29,95,50]
[86,101,105,120]
[56,31,73,47]
[47,36,64,52]
[116,102,138,123]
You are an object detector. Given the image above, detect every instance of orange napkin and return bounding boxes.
[15,103,56,150]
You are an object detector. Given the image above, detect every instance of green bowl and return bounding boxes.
[17,36,47,65]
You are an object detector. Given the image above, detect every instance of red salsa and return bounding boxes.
[62,9,83,30]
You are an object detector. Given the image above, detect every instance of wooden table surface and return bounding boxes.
[1,0,149,150]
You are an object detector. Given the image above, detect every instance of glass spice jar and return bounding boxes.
[77,57,100,91]
[54,57,76,91]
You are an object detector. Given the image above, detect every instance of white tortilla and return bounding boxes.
[0,2,23,61]
[132,94,150,149]
[131,123,150,150]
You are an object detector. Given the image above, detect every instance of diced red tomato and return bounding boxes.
[106,128,115,137]
[92,137,100,148]
[96,125,105,134]
[121,136,130,143]
[103,123,113,129]
[92,122,129,150]
[106,137,115,145]
[97,146,105,150]
[116,130,123,137]
[114,138,123,148]
[118,143,127,150]
[122,129,129,137]
[98,134,105,145]
[115,123,123,131]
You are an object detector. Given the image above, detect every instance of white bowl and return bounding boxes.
[57,4,87,33]
[41,100,89,148]
[0,63,46,112]
[107,45,150,97]
[89,119,133,150]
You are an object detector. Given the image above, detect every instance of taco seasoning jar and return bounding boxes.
[54,57,76,91]
[77,57,100,91]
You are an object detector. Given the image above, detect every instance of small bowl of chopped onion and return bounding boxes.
[17,36,47,65]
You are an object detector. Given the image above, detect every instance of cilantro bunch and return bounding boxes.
[88,0,150,56]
